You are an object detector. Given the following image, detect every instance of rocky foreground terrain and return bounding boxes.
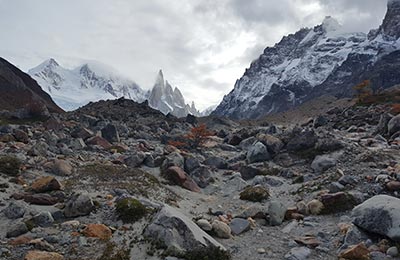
[0,91,400,260]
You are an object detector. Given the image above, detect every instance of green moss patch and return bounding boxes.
[0,156,21,176]
[239,186,270,202]
[116,198,147,223]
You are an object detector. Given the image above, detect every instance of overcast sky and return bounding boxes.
[0,0,388,110]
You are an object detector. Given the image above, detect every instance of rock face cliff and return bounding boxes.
[0,57,63,114]
[148,70,200,118]
[213,1,400,119]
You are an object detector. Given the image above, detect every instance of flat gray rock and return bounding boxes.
[144,205,226,256]
[352,195,400,241]
[229,218,251,235]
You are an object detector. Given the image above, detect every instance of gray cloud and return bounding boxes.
[0,0,389,110]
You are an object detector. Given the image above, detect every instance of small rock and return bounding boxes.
[4,201,26,219]
[339,175,358,186]
[240,165,263,180]
[86,136,112,149]
[247,142,271,164]
[124,152,146,168]
[229,218,251,235]
[296,201,309,215]
[386,181,400,191]
[268,201,286,226]
[101,124,120,143]
[82,224,112,240]
[284,247,311,260]
[212,220,231,239]
[294,236,321,248]
[9,235,33,246]
[311,155,336,173]
[286,129,318,153]
[33,211,54,227]
[6,222,28,238]
[24,194,58,205]
[71,127,93,140]
[252,175,283,188]
[320,192,361,214]
[339,243,370,260]
[163,166,201,192]
[13,129,29,143]
[63,194,95,218]
[184,156,202,173]
[190,166,214,188]
[52,160,73,176]
[204,156,228,169]
[257,248,266,254]
[24,250,64,260]
[61,220,80,229]
[31,176,62,193]
[196,219,212,232]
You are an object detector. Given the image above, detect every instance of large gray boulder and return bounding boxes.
[352,195,400,241]
[144,205,227,256]
[247,142,271,164]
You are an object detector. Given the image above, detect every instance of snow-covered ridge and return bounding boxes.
[28,59,147,111]
[213,1,400,119]
[28,60,200,117]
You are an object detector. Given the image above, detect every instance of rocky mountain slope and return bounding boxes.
[213,0,400,119]
[148,70,200,118]
[0,57,63,116]
[0,84,400,259]
[29,61,200,118]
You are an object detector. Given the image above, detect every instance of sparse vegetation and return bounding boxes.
[183,247,232,260]
[116,198,148,223]
[354,80,373,104]
[354,81,400,106]
[98,242,130,260]
[239,186,270,202]
[0,155,21,176]
[168,124,214,149]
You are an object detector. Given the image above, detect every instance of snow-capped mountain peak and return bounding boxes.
[213,1,400,119]
[148,70,200,117]
[29,58,60,75]
[29,60,146,111]
[155,69,165,87]
[29,61,200,117]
